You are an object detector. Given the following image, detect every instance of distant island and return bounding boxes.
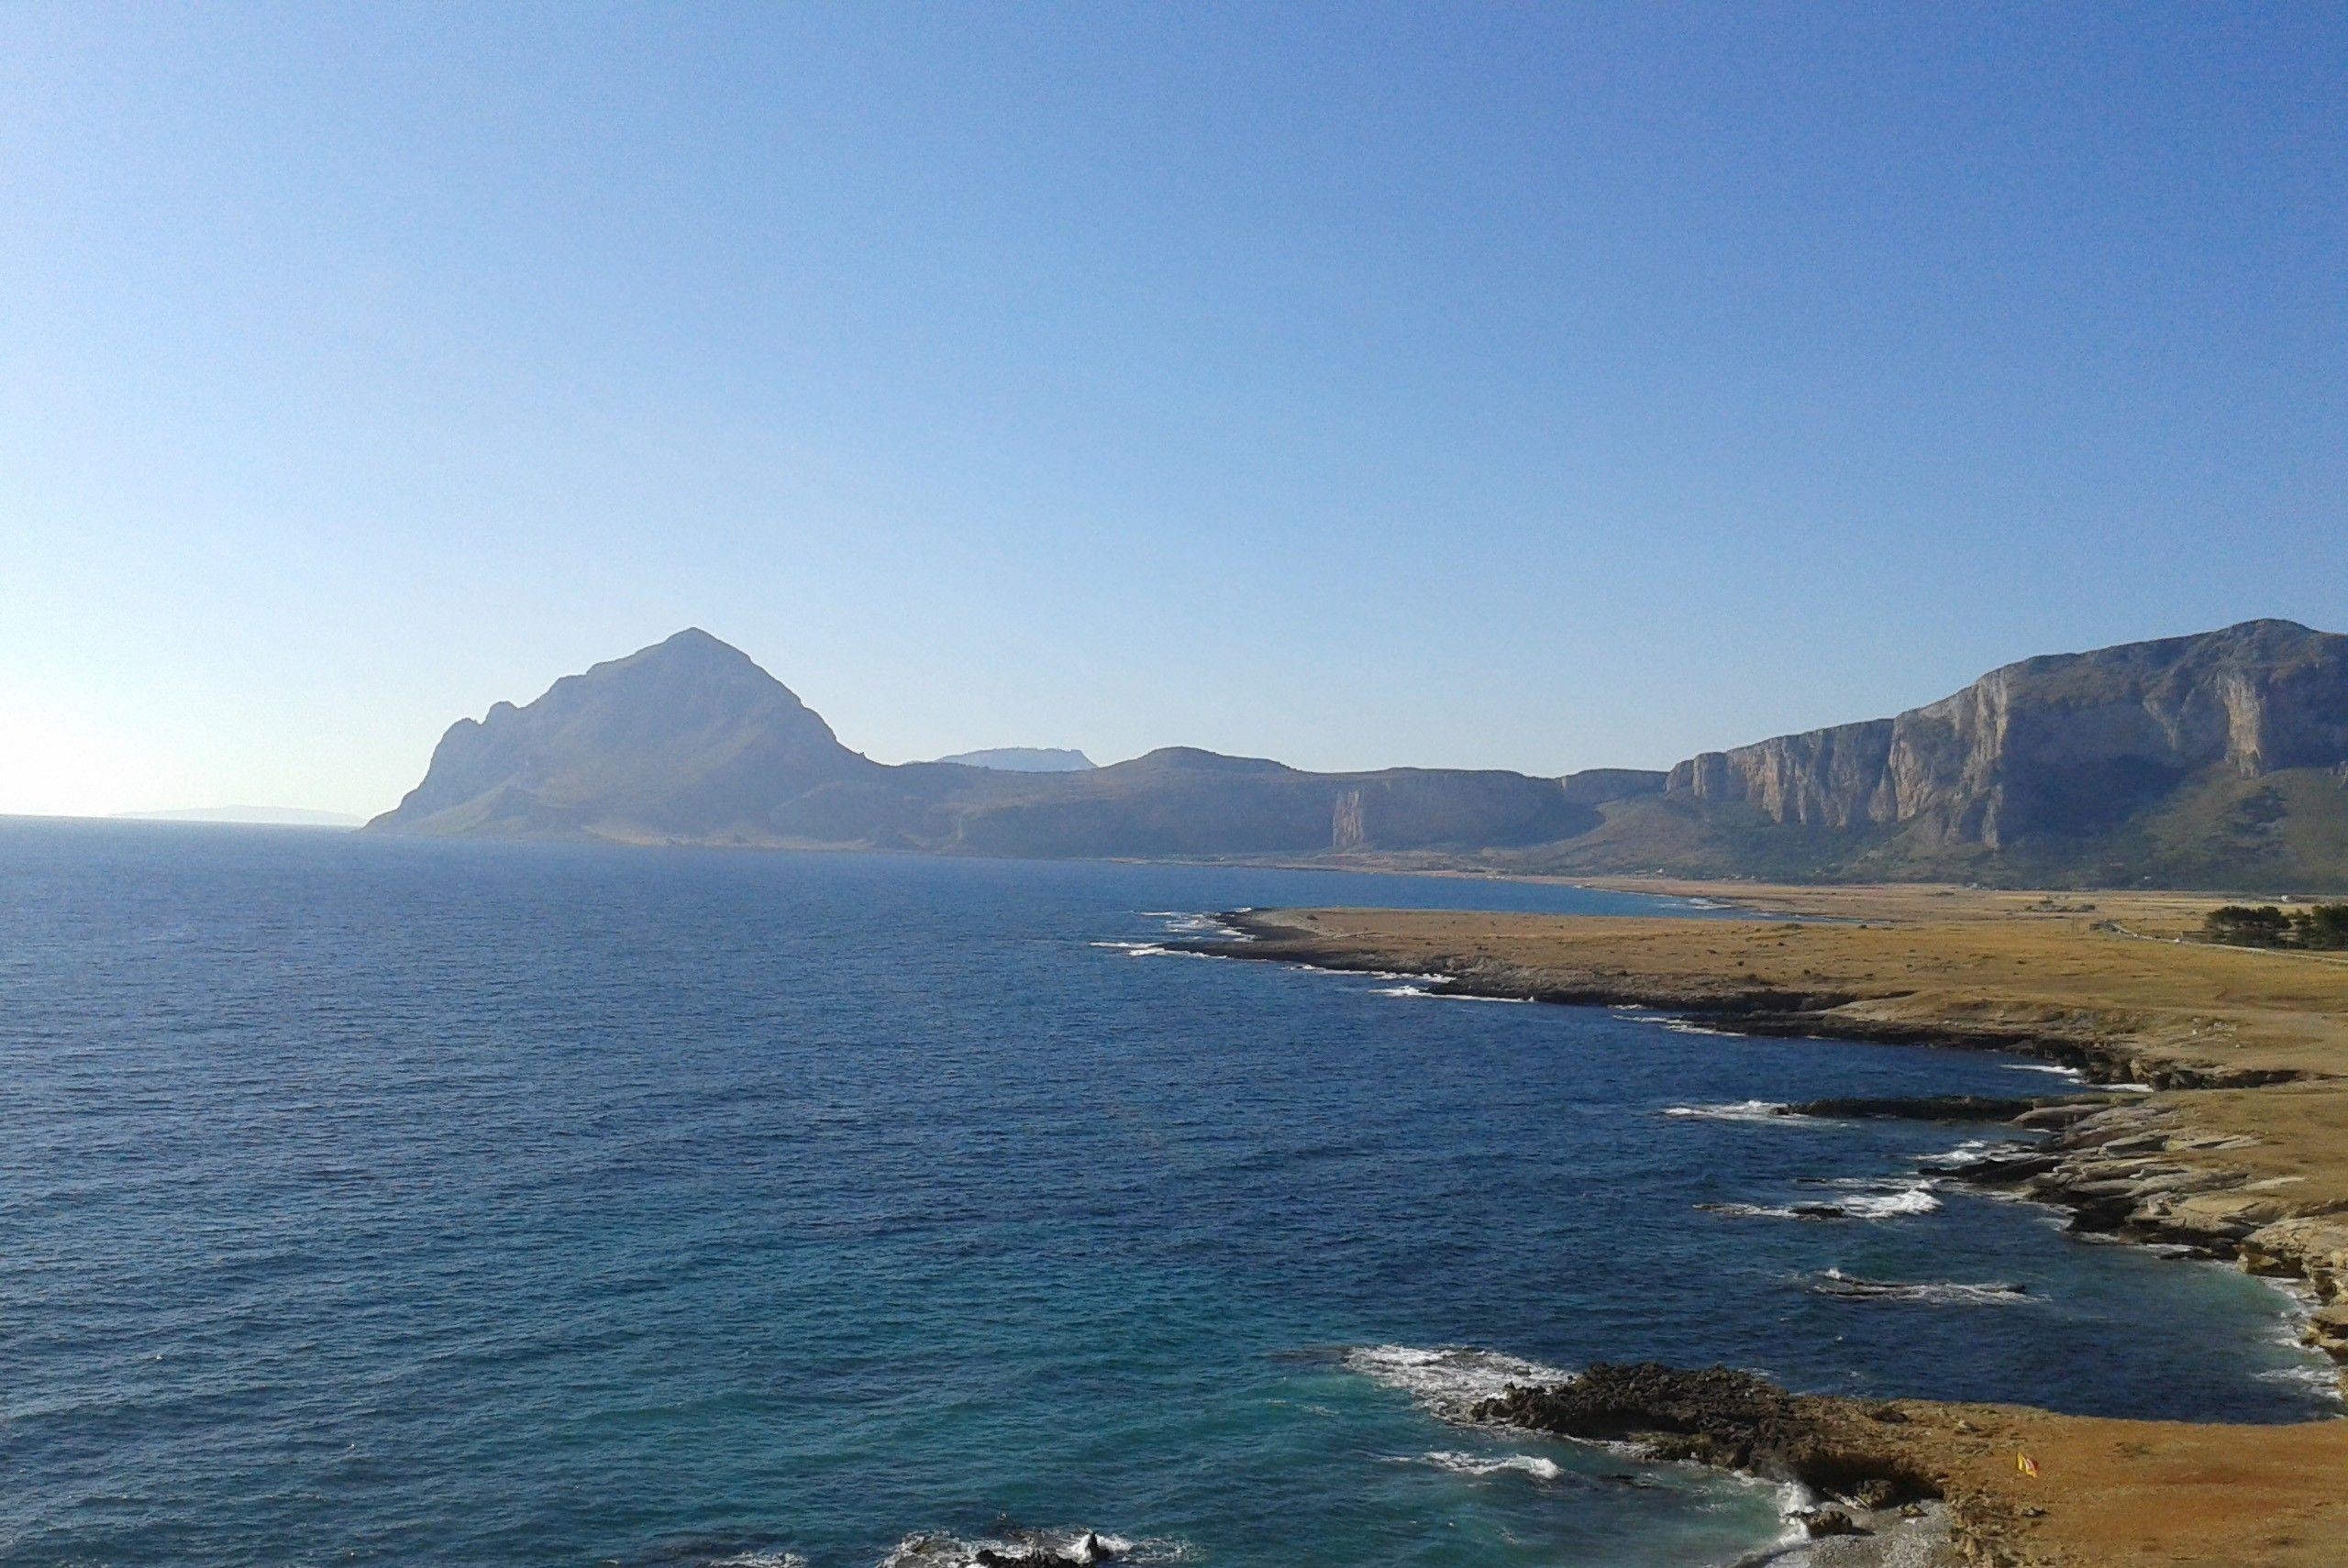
[118,806,364,828]
[369,619,2348,890]
[925,747,1097,772]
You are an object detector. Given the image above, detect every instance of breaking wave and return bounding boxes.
[1406,1449,1565,1482]
[1369,984,1534,1002]
[1341,1343,1574,1421]
[1088,942,1215,960]
[1701,1179,1941,1221]
[878,1529,1180,1568]
[1663,1100,1793,1123]
[1152,913,1246,939]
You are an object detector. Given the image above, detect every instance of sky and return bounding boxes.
[2,3,2342,817]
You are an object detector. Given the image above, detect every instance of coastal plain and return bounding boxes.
[1216,885,2348,1568]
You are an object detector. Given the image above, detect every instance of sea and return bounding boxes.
[2,821,2334,1568]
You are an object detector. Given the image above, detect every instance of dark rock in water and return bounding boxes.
[1780,1094,2084,1121]
[1957,1149,2064,1185]
[1811,1270,2029,1304]
[1800,1507,1862,1538]
[973,1534,1119,1568]
[1473,1363,1939,1504]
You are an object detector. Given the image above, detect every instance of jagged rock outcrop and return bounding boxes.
[1666,620,2348,850]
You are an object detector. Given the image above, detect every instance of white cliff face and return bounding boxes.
[1666,621,2348,851]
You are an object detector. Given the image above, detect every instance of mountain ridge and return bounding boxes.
[370,621,2348,889]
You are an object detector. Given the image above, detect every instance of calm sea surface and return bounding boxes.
[2,822,2331,1568]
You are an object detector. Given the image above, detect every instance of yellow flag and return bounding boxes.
[2018,1452,2040,1478]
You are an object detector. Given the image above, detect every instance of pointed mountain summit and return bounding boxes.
[369,630,877,841]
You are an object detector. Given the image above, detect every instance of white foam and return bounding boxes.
[1700,1179,1941,1221]
[1155,913,1246,938]
[1831,1180,1943,1218]
[2004,1062,2086,1079]
[1699,1201,1821,1220]
[1341,1343,1575,1420]
[1664,1100,1791,1123]
[878,1531,1177,1568]
[1089,941,1214,959]
[1656,1019,1740,1036]
[707,1555,807,1568]
[1369,985,1533,1003]
[1409,1448,1565,1482]
[1812,1268,2027,1305]
[2257,1362,2343,1393]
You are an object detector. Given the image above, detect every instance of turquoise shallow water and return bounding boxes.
[1,823,2332,1568]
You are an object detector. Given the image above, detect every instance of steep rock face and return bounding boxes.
[1667,621,2348,851]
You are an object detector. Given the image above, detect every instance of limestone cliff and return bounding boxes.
[1665,620,2348,853]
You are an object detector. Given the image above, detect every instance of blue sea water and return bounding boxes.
[1,821,2333,1568]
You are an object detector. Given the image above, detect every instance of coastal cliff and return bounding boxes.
[1636,620,2348,883]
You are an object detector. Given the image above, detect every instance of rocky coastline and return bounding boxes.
[1192,908,2348,1364]
[1958,1099,2348,1370]
[1179,899,2348,1564]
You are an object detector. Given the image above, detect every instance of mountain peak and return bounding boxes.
[637,626,757,664]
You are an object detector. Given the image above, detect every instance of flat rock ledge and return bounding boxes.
[1964,1099,2348,1377]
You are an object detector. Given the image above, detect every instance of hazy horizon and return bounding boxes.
[5,5,2342,817]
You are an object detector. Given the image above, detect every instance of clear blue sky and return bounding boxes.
[3,3,2341,816]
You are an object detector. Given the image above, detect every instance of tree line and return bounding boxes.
[2202,903,2348,950]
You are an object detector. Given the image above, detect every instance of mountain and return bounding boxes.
[928,747,1097,772]
[117,806,364,828]
[369,631,1586,854]
[371,621,2348,888]
[1532,620,2348,888]
[370,629,881,841]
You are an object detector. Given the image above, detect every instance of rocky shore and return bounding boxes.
[1188,893,2348,1565]
[1961,1099,2348,1373]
